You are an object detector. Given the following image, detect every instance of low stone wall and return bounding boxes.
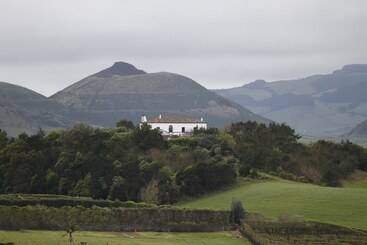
[0,205,231,232]
[240,220,367,245]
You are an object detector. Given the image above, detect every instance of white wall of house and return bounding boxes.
[148,122,207,135]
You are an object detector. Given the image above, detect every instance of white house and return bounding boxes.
[140,114,207,136]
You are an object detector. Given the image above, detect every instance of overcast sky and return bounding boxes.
[0,0,366,96]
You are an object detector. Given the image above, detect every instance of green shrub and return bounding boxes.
[230,199,246,225]
[0,194,155,208]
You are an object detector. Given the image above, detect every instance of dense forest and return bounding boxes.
[0,121,366,204]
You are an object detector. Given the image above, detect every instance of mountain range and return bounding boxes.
[348,119,367,138]
[0,62,268,136]
[1,62,367,139]
[51,61,267,128]
[214,64,367,137]
[0,81,71,136]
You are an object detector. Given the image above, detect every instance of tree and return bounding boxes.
[108,176,127,201]
[0,129,8,150]
[176,165,204,196]
[139,160,161,184]
[45,169,58,193]
[140,179,160,204]
[156,166,177,204]
[72,173,93,196]
[230,199,246,225]
[193,127,219,136]
[64,224,78,245]
[132,123,165,150]
[116,120,135,129]
[58,177,70,195]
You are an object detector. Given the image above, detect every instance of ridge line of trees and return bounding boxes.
[0,120,366,204]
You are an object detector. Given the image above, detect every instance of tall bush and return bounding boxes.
[230,199,246,225]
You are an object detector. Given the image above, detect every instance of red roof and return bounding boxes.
[147,115,205,123]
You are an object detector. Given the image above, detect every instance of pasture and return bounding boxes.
[0,230,249,245]
[179,178,367,230]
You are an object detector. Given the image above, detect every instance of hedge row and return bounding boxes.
[0,194,154,208]
[0,205,232,232]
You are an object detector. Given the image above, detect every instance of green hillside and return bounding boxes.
[342,170,367,188]
[0,230,248,245]
[178,177,367,230]
[0,81,72,136]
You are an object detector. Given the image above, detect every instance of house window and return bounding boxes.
[169,125,173,133]
[182,127,185,133]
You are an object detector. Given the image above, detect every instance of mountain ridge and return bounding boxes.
[51,62,269,128]
[214,64,367,136]
[0,81,72,136]
[92,61,146,78]
[1,61,269,136]
[348,119,367,138]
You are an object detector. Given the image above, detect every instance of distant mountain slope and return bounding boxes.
[348,119,367,138]
[0,82,71,136]
[214,64,367,136]
[51,62,268,127]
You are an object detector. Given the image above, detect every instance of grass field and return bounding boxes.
[0,230,249,245]
[345,178,367,188]
[343,170,367,188]
[178,178,367,230]
[299,135,367,147]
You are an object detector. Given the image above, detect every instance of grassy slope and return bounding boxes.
[299,135,367,146]
[178,178,367,230]
[0,230,249,245]
[343,170,367,188]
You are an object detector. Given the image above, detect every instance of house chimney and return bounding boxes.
[159,114,162,119]
[141,115,147,123]
[200,117,204,122]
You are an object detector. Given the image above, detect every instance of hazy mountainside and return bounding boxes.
[0,61,267,136]
[51,62,268,127]
[0,82,71,136]
[348,119,367,138]
[214,64,367,136]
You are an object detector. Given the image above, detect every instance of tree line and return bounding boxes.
[0,121,366,204]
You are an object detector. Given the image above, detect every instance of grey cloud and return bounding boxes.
[0,0,366,96]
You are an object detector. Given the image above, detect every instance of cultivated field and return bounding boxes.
[0,230,249,245]
[179,177,367,230]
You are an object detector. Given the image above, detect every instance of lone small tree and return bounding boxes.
[230,199,246,225]
[64,224,79,245]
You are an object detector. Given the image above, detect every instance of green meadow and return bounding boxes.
[343,170,367,188]
[0,230,249,245]
[179,177,367,230]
